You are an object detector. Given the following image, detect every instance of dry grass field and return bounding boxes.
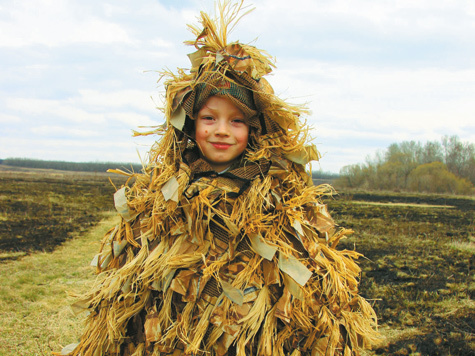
[0,167,473,355]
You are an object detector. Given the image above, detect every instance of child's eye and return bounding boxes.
[200,116,214,121]
[232,119,246,124]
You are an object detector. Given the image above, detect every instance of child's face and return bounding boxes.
[195,96,249,172]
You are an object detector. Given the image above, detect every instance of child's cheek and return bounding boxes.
[237,135,249,147]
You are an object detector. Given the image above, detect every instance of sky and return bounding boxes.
[1,0,474,173]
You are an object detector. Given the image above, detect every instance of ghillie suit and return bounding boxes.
[62,2,379,355]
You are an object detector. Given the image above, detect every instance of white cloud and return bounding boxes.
[273,61,475,132]
[0,113,22,124]
[0,1,132,47]
[30,126,101,138]
[4,88,162,127]
[149,38,174,49]
[5,97,107,124]
[76,89,159,113]
[107,112,157,127]
[251,0,475,38]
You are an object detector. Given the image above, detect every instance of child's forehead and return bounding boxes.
[198,96,246,115]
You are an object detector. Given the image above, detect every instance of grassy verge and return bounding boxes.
[0,212,119,356]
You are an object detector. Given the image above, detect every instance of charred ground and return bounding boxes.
[329,191,474,355]
[0,168,125,258]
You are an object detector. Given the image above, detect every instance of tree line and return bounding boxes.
[0,158,143,173]
[335,135,475,195]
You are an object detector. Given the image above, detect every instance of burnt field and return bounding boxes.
[329,192,475,356]
[0,167,125,258]
[0,168,474,355]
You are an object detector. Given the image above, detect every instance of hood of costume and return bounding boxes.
[65,2,379,356]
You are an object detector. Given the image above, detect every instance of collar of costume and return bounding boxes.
[183,146,271,198]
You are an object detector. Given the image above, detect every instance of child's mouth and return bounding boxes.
[210,142,232,149]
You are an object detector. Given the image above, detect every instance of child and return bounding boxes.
[63,2,379,355]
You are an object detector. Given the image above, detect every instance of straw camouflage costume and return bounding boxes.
[62,2,379,355]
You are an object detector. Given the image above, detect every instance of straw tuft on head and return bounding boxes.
[143,0,320,169]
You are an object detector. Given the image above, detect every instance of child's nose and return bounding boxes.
[215,120,230,136]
